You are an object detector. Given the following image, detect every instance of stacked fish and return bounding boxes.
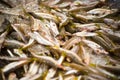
[0,0,120,80]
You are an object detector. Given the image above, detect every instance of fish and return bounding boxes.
[2,59,30,73]
[0,0,120,79]
[52,46,83,65]
[29,12,59,23]
[51,10,70,28]
[0,56,29,61]
[82,39,108,54]
[11,24,27,43]
[4,39,25,48]
[31,52,65,70]
[0,30,8,51]
[28,32,54,46]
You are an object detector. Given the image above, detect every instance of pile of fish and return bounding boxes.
[0,0,120,80]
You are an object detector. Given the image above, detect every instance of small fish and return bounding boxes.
[51,10,69,28]
[28,32,54,46]
[52,46,83,65]
[29,12,59,23]
[49,20,59,36]
[87,8,116,18]
[11,24,27,43]
[0,30,8,51]
[28,44,50,56]
[74,23,101,32]
[0,56,29,61]
[101,27,120,42]
[78,44,91,65]
[69,0,99,12]
[13,49,28,58]
[21,64,48,80]
[57,2,71,8]
[73,31,97,37]
[45,68,57,80]
[31,53,65,70]
[27,61,39,75]
[2,59,30,73]
[63,37,81,49]
[65,70,78,75]
[73,8,116,23]
[91,36,112,51]
[82,39,108,54]
[66,62,90,72]
[4,39,25,48]
[0,6,23,15]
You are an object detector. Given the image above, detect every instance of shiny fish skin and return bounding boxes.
[0,0,120,80]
